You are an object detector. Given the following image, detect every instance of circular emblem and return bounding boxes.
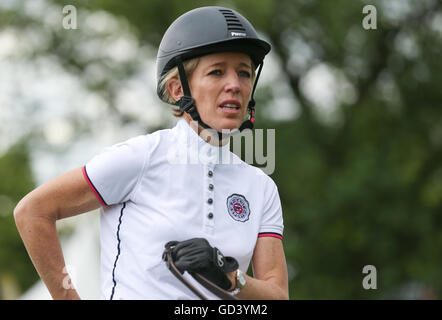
[226,194,250,222]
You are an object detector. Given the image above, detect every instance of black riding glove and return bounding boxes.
[164,238,238,290]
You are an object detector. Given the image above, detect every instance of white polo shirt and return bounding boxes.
[83,119,284,300]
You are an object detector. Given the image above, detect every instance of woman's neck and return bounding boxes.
[184,115,230,147]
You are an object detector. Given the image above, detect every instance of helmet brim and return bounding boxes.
[160,37,271,78]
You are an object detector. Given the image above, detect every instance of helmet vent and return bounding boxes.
[219,9,247,33]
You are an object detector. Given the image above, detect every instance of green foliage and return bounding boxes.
[0,143,39,295]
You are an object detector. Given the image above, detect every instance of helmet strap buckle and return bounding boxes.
[178,95,196,113]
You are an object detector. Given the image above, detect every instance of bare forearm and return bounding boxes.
[13,167,102,299]
[14,210,80,300]
[236,274,288,300]
[227,271,288,300]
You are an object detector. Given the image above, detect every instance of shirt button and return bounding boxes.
[208,170,213,177]
[208,213,214,219]
[207,198,213,204]
[208,184,214,191]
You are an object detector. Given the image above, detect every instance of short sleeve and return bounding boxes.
[83,135,149,206]
[258,178,284,240]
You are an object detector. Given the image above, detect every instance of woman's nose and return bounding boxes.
[224,71,241,94]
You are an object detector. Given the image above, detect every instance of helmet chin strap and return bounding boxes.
[175,57,264,140]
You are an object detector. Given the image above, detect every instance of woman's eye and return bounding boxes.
[208,69,222,75]
[239,71,251,78]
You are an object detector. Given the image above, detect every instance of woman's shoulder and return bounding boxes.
[229,153,278,187]
[121,126,173,150]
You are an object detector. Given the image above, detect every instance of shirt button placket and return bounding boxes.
[204,164,216,234]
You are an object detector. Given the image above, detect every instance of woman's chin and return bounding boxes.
[213,119,243,132]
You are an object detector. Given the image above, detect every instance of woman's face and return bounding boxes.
[186,52,253,132]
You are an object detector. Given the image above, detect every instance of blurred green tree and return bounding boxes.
[0,143,39,298]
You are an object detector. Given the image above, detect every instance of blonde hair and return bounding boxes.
[159,58,200,117]
[159,56,256,118]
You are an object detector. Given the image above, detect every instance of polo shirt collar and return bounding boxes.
[174,119,232,165]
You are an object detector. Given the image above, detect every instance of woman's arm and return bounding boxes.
[13,167,102,300]
[227,237,289,300]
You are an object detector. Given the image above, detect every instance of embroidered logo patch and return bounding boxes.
[226,194,250,222]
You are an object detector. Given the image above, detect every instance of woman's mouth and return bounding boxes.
[219,103,241,114]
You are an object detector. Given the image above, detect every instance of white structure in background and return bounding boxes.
[20,211,101,300]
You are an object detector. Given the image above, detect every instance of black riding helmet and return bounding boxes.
[156,6,271,132]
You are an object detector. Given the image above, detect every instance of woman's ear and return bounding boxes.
[167,78,183,102]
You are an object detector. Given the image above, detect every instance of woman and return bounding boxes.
[14,6,288,300]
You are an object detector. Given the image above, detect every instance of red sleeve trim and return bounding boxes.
[82,166,108,207]
[258,232,283,240]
